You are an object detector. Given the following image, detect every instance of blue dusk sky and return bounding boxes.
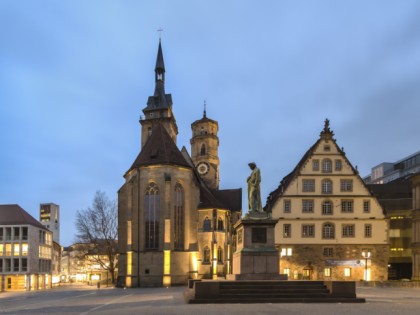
[1,1,420,246]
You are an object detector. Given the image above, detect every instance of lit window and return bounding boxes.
[340,179,353,192]
[322,223,335,239]
[322,179,332,194]
[312,160,319,171]
[341,200,353,213]
[0,244,3,256]
[322,201,333,215]
[6,244,12,256]
[302,179,315,192]
[217,247,223,263]
[324,268,332,277]
[283,224,291,238]
[302,200,314,213]
[302,224,315,237]
[335,160,342,171]
[284,200,291,213]
[21,244,28,256]
[344,268,351,277]
[322,159,332,173]
[280,248,293,257]
[363,201,370,213]
[364,224,372,238]
[342,224,355,237]
[283,268,290,276]
[13,244,20,256]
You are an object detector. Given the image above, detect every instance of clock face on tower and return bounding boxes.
[197,162,210,175]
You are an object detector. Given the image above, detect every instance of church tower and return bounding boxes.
[190,104,220,189]
[140,40,178,148]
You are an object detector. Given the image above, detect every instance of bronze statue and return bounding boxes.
[247,162,263,212]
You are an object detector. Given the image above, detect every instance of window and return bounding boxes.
[340,179,353,192]
[203,247,210,264]
[13,227,20,240]
[21,258,27,272]
[335,160,342,171]
[342,224,355,237]
[363,201,370,213]
[280,248,292,257]
[0,227,3,241]
[365,224,372,238]
[13,244,20,256]
[6,227,11,241]
[13,258,19,272]
[322,159,332,173]
[324,145,331,152]
[344,268,351,277]
[283,224,291,238]
[324,268,332,277]
[302,224,315,237]
[283,268,290,276]
[322,179,332,194]
[217,247,223,263]
[302,200,314,213]
[22,227,28,240]
[0,244,3,256]
[302,179,315,192]
[145,182,160,250]
[203,217,211,231]
[217,217,224,231]
[323,247,333,257]
[5,258,11,272]
[322,201,333,215]
[200,144,206,156]
[174,183,184,250]
[284,200,291,213]
[322,223,335,239]
[6,244,11,256]
[312,160,319,171]
[0,258,2,272]
[341,200,353,213]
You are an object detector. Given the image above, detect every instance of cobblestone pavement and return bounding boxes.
[0,284,419,315]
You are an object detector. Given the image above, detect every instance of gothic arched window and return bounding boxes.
[203,217,211,231]
[322,223,335,239]
[200,144,206,156]
[145,182,160,249]
[203,246,210,264]
[174,183,184,250]
[217,217,224,231]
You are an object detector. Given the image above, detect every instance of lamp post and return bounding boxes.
[362,251,371,281]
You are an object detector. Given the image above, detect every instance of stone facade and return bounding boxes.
[117,41,241,287]
[266,120,389,281]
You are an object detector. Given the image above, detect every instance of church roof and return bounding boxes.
[128,123,191,171]
[0,204,47,230]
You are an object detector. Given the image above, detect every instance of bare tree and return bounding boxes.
[75,190,118,284]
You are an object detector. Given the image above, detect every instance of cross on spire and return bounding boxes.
[157,27,163,40]
[203,100,207,118]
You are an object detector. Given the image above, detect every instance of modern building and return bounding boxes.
[266,120,389,281]
[0,204,53,291]
[39,203,60,244]
[364,151,420,184]
[368,178,412,280]
[117,40,242,287]
[410,173,420,281]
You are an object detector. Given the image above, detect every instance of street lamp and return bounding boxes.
[362,251,371,281]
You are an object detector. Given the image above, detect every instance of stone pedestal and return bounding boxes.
[227,213,286,280]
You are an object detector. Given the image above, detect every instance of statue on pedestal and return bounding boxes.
[247,162,263,213]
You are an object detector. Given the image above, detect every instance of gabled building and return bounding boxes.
[117,40,241,287]
[266,120,389,281]
[0,204,53,291]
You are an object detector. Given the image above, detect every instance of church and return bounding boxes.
[117,41,242,287]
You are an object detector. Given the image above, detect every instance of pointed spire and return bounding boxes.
[155,39,165,74]
[203,100,207,118]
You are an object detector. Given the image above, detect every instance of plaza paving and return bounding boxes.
[0,283,420,315]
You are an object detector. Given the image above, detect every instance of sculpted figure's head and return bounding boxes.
[248,162,256,170]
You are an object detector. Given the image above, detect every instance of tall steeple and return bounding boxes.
[140,40,178,148]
